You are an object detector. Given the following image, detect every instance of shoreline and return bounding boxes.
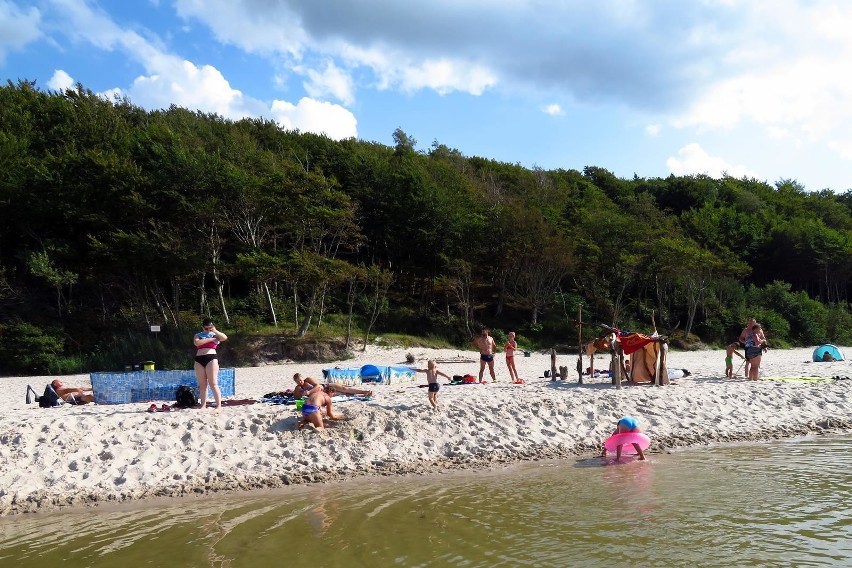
[1,345,850,515]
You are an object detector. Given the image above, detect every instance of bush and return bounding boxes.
[749,281,827,344]
[0,321,63,375]
[826,303,852,344]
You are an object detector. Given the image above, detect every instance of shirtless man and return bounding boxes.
[50,379,95,404]
[472,327,498,383]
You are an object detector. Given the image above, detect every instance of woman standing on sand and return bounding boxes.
[194,318,228,409]
[505,331,521,383]
[744,324,767,381]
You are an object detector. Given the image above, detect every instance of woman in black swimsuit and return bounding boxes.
[193,318,228,410]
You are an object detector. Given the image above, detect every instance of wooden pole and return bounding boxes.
[550,348,557,382]
[577,304,583,384]
[654,342,662,386]
[614,341,623,389]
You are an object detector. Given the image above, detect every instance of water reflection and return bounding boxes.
[0,436,849,567]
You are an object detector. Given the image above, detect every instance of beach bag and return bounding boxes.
[462,374,477,384]
[175,385,198,408]
[39,385,62,408]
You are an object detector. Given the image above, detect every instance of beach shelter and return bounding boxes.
[812,344,845,362]
[617,331,669,385]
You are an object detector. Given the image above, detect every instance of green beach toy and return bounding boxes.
[295,399,305,410]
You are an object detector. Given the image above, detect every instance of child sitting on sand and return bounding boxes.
[413,360,451,410]
[725,342,744,378]
[600,416,647,461]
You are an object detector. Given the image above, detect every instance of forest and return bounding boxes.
[0,80,850,375]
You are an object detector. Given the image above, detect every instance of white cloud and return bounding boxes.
[126,60,265,120]
[174,1,501,97]
[174,0,306,56]
[48,0,357,138]
[645,123,661,136]
[669,3,852,167]
[666,143,757,179]
[398,59,495,95]
[0,0,41,63]
[271,97,357,140]
[47,69,74,91]
[542,103,563,116]
[300,60,355,106]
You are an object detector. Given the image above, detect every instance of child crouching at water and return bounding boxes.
[413,360,451,410]
[600,416,647,461]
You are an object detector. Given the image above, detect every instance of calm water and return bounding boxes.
[1,436,850,567]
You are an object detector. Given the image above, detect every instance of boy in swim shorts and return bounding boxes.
[600,416,647,461]
[725,342,744,378]
[413,360,452,410]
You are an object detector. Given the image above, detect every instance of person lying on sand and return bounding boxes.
[292,373,372,399]
[51,379,95,404]
[297,385,344,431]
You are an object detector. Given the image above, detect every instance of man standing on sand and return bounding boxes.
[472,327,498,383]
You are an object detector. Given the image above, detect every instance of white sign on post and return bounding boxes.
[150,325,161,332]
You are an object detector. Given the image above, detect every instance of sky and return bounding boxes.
[2,0,852,193]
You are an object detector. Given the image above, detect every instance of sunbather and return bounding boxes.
[291,373,372,399]
[50,379,95,404]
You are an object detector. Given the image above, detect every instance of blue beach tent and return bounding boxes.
[812,344,845,362]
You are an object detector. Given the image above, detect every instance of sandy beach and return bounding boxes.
[1,344,850,515]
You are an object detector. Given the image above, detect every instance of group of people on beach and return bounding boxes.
[409,327,524,412]
[471,327,523,384]
[725,317,768,380]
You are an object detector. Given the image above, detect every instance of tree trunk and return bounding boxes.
[297,288,318,337]
[263,282,278,327]
[344,280,355,349]
[217,281,229,324]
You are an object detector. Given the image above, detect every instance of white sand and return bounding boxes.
[1,345,850,515]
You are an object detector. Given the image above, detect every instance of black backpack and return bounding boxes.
[175,385,198,408]
[39,384,62,408]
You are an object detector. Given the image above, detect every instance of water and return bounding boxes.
[1,436,850,567]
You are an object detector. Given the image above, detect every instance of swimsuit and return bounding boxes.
[427,382,440,392]
[480,353,494,362]
[725,355,733,366]
[196,331,218,350]
[617,416,639,431]
[745,346,762,360]
[301,404,320,416]
[195,354,217,366]
[744,332,762,360]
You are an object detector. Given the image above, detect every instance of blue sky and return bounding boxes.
[2,0,852,192]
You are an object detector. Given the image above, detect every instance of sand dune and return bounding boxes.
[1,344,850,515]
